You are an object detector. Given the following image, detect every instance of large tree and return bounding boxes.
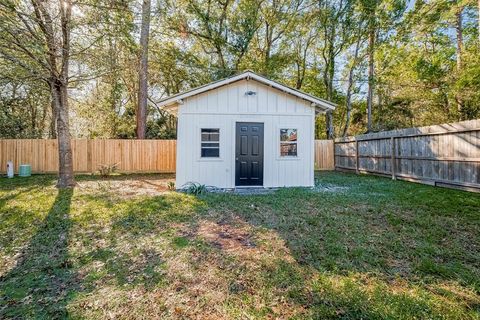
[359,0,405,132]
[0,0,75,187]
[317,0,355,138]
[136,0,151,139]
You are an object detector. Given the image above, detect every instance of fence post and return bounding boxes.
[332,140,335,170]
[391,137,396,180]
[87,139,92,173]
[355,139,359,174]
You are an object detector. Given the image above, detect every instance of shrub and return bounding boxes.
[167,181,176,191]
[181,182,207,195]
[97,163,119,177]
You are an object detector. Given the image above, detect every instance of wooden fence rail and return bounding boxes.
[334,119,480,192]
[0,139,176,173]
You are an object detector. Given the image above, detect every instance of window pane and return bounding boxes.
[280,143,297,156]
[201,128,220,157]
[280,129,297,142]
[201,128,220,142]
[201,147,219,157]
[202,128,219,133]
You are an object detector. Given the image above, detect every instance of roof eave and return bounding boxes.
[157,71,336,111]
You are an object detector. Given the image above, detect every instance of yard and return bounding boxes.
[0,172,479,319]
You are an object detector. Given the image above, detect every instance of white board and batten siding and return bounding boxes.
[176,79,316,189]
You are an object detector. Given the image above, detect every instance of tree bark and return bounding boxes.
[343,38,362,137]
[455,6,463,71]
[326,48,335,139]
[49,100,57,139]
[51,80,75,188]
[367,27,375,132]
[264,22,272,75]
[455,6,464,117]
[32,0,75,187]
[322,36,336,139]
[56,0,75,188]
[325,112,334,139]
[136,0,151,139]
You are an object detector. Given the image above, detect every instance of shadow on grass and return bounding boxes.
[0,189,78,318]
[76,193,204,294]
[0,175,57,191]
[0,186,39,211]
[197,174,480,318]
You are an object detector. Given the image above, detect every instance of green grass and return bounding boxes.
[0,172,479,319]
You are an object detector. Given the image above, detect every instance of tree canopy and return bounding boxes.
[1,0,479,140]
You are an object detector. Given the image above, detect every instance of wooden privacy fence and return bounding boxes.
[2,139,334,174]
[0,139,176,173]
[334,119,480,192]
[314,140,334,170]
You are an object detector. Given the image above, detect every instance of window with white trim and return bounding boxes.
[280,129,297,157]
[201,128,220,157]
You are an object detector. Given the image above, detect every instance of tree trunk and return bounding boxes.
[367,27,375,133]
[49,99,57,139]
[136,0,151,139]
[325,112,334,139]
[455,6,464,117]
[455,6,463,71]
[52,80,75,188]
[328,49,335,139]
[343,38,362,137]
[264,22,272,75]
[323,40,335,140]
[324,80,335,138]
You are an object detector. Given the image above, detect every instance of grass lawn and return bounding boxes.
[0,172,479,319]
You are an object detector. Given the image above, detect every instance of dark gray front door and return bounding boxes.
[235,122,264,186]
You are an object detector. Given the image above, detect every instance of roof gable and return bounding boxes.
[157,71,336,113]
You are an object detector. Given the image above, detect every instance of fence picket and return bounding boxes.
[334,119,480,192]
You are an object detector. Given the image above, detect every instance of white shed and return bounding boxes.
[158,71,336,189]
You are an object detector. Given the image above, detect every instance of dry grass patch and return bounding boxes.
[77,174,174,199]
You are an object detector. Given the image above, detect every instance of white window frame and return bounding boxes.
[199,127,222,160]
[278,127,300,160]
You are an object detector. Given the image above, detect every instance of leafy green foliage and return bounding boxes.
[0,0,479,139]
[167,181,176,191]
[181,182,208,195]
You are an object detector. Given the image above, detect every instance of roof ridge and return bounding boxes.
[157,71,336,111]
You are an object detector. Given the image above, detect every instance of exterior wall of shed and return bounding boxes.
[176,79,315,188]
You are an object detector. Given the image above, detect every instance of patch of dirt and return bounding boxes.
[197,220,257,254]
[77,176,175,198]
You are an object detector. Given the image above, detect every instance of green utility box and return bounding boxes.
[18,164,32,177]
